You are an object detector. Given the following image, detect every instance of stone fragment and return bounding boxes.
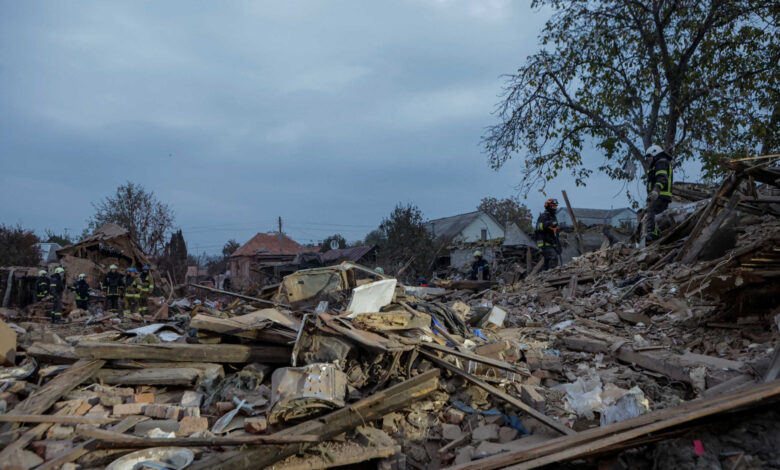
[244,416,268,434]
[444,408,465,425]
[498,426,518,443]
[113,403,145,416]
[471,424,499,442]
[441,423,463,441]
[454,446,475,464]
[178,416,209,435]
[134,393,155,404]
[181,391,204,408]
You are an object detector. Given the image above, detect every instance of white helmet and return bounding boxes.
[645,145,664,157]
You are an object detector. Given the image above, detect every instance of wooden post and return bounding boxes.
[561,190,586,254]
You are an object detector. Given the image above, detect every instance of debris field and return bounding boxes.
[0,160,779,470]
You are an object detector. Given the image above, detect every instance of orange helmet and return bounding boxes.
[544,198,559,210]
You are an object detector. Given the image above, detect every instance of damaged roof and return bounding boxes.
[231,232,311,258]
[424,211,504,239]
[321,245,376,263]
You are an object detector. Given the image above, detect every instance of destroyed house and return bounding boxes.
[229,232,312,289]
[557,207,636,229]
[424,210,505,243]
[320,245,377,266]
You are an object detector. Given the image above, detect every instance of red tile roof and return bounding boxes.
[231,232,311,257]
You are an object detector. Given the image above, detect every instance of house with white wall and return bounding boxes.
[424,211,505,244]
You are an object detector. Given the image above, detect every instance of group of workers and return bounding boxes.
[35,264,154,323]
[470,144,673,275]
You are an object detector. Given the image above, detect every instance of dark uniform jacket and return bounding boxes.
[470,258,491,280]
[535,210,559,249]
[71,279,90,301]
[49,273,64,297]
[646,154,673,200]
[36,275,49,298]
[139,271,153,292]
[103,271,124,296]
[124,275,141,296]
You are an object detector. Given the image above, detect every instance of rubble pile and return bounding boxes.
[1,162,779,470]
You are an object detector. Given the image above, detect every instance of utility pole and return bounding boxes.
[278,216,283,253]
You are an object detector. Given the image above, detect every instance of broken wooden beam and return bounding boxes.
[25,342,79,363]
[190,313,297,345]
[34,416,147,470]
[73,342,292,364]
[189,369,440,470]
[561,190,585,254]
[448,379,780,470]
[188,283,291,308]
[77,426,319,448]
[419,351,574,436]
[94,367,202,386]
[0,359,104,433]
[419,342,530,377]
[0,414,115,425]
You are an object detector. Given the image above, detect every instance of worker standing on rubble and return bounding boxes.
[36,269,49,301]
[470,251,491,280]
[70,274,90,310]
[535,199,561,271]
[138,265,153,314]
[123,268,141,319]
[102,265,124,314]
[49,267,65,323]
[644,145,674,241]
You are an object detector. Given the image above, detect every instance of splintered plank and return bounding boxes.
[448,379,780,470]
[94,368,202,386]
[74,342,292,363]
[35,416,147,470]
[0,401,83,461]
[189,369,440,470]
[419,351,574,436]
[0,359,104,434]
[76,427,319,448]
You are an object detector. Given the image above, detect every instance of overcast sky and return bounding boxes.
[1,0,663,254]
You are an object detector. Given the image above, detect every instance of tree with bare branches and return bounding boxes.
[87,182,174,256]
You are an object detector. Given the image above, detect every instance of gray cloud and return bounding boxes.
[0,0,643,252]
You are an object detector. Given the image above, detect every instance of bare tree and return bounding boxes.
[87,182,174,256]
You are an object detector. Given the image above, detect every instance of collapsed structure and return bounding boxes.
[0,158,778,470]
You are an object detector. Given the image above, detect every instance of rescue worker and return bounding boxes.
[469,251,491,281]
[70,273,90,310]
[123,268,141,319]
[36,269,49,301]
[102,265,124,314]
[644,144,673,241]
[138,265,154,314]
[535,198,561,271]
[49,267,65,323]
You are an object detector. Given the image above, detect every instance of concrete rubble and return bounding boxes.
[0,163,779,469]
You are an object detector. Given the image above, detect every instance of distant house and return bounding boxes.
[186,266,210,285]
[557,207,636,229]
[229,232,314,289]
[424,211,505,244]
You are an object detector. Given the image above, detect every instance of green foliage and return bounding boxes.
[222,239,241,258]
[363,229,387,247]
[320,234,347,253]
[0,224,41,266]
[377,204,435,281]
[44,229,73,247]
[484,0,779,197]
[158,230,188,283]
[477,196,534,232]
[87,182,175,256]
